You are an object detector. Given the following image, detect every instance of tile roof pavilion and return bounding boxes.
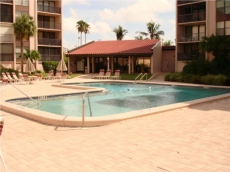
[67,39,160,57]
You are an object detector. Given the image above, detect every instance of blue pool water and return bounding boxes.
[11,82,230,117]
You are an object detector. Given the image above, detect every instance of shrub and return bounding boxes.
[42,61,58,73]
[0,66,19,77]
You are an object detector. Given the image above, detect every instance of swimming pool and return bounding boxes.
[10,82,230,117]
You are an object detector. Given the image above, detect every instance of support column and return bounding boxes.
[87,56,90,73]
[68,57,71,73]
[107,56,110,70]
[131,56,134,73]
[111,56,114,72]
[128,56,131,74]
[92,57,95,73]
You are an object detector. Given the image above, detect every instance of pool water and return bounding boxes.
[12,83,230,117]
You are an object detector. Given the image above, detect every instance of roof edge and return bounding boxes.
[67,41,95,54]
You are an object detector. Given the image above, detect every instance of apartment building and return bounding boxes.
[0,0,63,71]
[175,0,226,72]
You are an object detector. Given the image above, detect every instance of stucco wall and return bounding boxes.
[151,41,162,74]
[162,50,175,72]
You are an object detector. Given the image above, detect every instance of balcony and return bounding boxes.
[0,0,13,3]
[37,5,61,14]
[0,53,14,61]
[41,54,61,61]
[178,0,204,5]
[0,34,13,42]
[38,38,61,46]
[178,12,205,23]
[0,14,12,22]
[38,21,61,30]
[178,32,205,42]
[177,53,199,61]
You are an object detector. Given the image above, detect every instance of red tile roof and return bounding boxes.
[67,40,159,56]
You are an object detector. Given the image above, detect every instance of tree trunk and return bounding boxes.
[81,32,82,45]
[85,33,86,44]
[21,36,24,73]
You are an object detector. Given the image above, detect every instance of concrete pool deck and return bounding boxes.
[1,76,230,171]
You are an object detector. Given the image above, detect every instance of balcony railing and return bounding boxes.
[0,14,13,22]
[37,4,61,14]
[0,0,13,3]
[38,21,61,30]
[41,54,61,61]
[0,34,13,42]
[178,32,205,42]
[0,53,14,61]
[178,0,204,5]
[38,38,61,46]
[177,53,199,61]
[178,12,206,23]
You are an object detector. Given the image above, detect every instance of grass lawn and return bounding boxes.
[120,73,152,80]
[41,72,82,79]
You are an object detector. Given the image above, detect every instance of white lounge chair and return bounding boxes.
[110,70,121,80]
[100,70,111,79]
[93,69,105,79]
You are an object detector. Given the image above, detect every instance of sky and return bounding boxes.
[62,0,176,50]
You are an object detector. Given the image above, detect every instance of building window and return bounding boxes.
[0,5,13,23]
[217,0,230,14]
[15,0,29,6]
[1,44,13,54]
[217,21,230,35]
[15,11,28,19]
[16,47,28,58]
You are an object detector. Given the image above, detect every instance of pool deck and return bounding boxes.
[1,75,230,171]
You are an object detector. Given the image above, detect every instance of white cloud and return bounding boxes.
[63,8,80,33]
[100,0,174,23]
[63,0,89,6]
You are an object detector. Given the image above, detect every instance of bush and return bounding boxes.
[165,73,229,86]
[42,61,58,73]
[0,65,19,77]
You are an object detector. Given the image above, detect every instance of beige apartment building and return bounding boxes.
[176,0,229,72]
[0,0,63,71]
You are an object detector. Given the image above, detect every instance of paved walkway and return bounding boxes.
[0,77,230,172]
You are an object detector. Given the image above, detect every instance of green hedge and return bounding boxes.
[0,65,19,77]
[42,61,59,73]
[165,73,229,86]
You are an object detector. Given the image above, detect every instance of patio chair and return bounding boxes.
[61,73,67,82]
[54,71,61,80]
[93,69,105,79]
[110,70,121,80]
[6,72,18,82]
[12,72,21,83]
[100,70,111,79]
[1,74,9,84]
[44,71,54,80]
[2,73,13,83]
[34,74,42,81]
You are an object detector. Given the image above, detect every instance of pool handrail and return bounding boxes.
[82,92,92,128]
[139,73,148,82]
[135,73,143,83]
[9,82,39,104]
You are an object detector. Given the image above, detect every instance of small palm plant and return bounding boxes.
[163,40,173,46]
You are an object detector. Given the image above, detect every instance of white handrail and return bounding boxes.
[9,83,39,104]
[139,73,148,82]
[82,92,92,128]
[135,73,143,83]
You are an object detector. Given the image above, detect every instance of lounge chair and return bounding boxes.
[54,71,61,80]
[6,72,18,82]
[101,70,111,79]
[110,70,121,80]
[12,72,23,83]
[61,73,67,82]
[34,74,42,81]
[1,73,10,84]
[93,69,105,79]
[44,71,54,80]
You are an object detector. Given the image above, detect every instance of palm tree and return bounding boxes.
[24,49,41,69]
[76,20,85,45]
[134,35,144,40]
[13,14,36,72]
[163,40,173,46]
[199,34,230,58]
[83,22,90,44]
[137,21,164,40]
[113,25,128,40]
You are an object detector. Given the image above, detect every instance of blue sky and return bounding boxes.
[62,0,176,50]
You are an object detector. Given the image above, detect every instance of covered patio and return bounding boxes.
[66,40,162,74]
